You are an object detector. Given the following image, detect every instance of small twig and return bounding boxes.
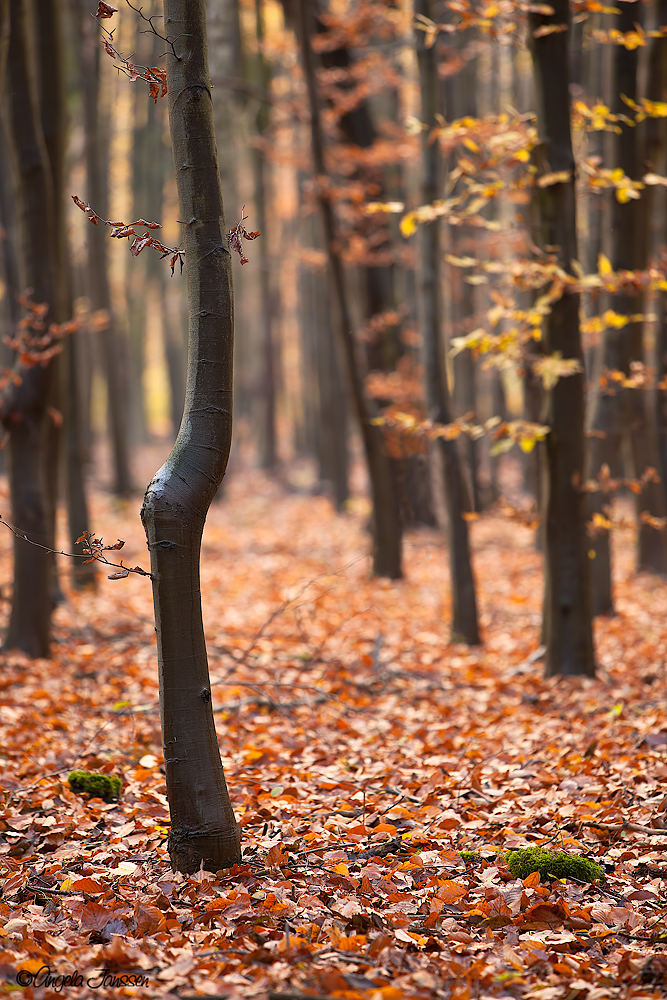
[123,0,180,60]
[95,2,172,95]
[214,553,368,683]
[0,516,151,580]
[576,819,667,838]
[214,694,328,713]
[72,196,185,274]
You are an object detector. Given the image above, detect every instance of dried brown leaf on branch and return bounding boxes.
[227,206,261,265]
[96,1,118,17]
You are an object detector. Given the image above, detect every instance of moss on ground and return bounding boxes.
[459,851,486,864]
[68,770,122,803]
[504,846,604,882]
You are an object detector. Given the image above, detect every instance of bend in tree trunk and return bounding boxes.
[141,0,240,874]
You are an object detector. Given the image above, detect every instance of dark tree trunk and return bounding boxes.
[2,0,58,656]
[444,35,481,514]
[649,0,667,502]
[301,212,349,508]
[141,0,240,874]
[38,0,96,590]
[252,0,277,470]
[297,0,402,578]
[415,0,479,646]
[586,0,667,611]
[528,0,596,676]
[76,0,132,497]
[617,4,667,575]
[315,17,432,530]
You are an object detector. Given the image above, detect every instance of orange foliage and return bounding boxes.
[0,451,666,993]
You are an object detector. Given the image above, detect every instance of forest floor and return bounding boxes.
[2,445,667,998]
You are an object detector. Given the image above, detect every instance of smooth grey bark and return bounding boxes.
[76,0,132,496]
[297,0,402,578]
[529,0,596,676]
[415,0,479,645]
[141,0,240,874]
[3,0,58,656]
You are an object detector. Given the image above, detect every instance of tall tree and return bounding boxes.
[2,0,58,656]
[76,0,132,497]
[252,0,277,470]
[528,0,596,676]
[586,0,667,614]
[648,0,667,494]
[141,0,240,873]
[296,0,403,579]
[415,0,479,646]
[38,0,96,590]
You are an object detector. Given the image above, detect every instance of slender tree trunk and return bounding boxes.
[313,13,431,530]
[38,0,96,590]
[77,0,132,496]
[126,17,152,447]
[141,0,240,874]
[297,0,402,578]
[445,35,481,514]
[302,212,349,508]
[649,0,667,502]
[586,0,667,609]
[528,0,596,676]
[617,3,667,574]
[415,0,479,645]
[251,0,277,470]
[2,0,58,656]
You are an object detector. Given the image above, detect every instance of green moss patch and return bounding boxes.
[68,770,122,803]
[459,851,486,865]
[504,847,603,883]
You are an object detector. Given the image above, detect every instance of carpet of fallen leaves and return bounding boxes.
[2,447,667,999]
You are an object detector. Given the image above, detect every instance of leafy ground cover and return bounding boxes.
[1,448,667,998]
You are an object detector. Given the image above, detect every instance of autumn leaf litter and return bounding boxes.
[1,459,667,997]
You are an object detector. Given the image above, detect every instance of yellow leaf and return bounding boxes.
[463,137,480,152]
[598,253,613,276]
[400,212,417,237]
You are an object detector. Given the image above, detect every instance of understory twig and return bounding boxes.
[0,515,151,580]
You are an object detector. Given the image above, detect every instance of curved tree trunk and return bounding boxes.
[3,0,58,657]
[141,0,240,874]
[529,0,596,676]
[415,0,479,646]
